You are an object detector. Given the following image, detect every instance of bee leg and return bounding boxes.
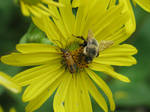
[72,34,87,47]
[72,34,85,40]
[78,36,87,47]
[61,59,65,65]
[80,41,87,47]
[96,52,99,57]
[61,60,67,70]
[77,36,85,41]
[69,64,77,74]
[69,66,74,74]
[85,56,93,64]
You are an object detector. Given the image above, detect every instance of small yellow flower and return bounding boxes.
[1,0,137,112]
[19,0,63,17]
[0,71,21,93]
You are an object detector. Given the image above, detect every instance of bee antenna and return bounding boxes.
[72,34,85,41]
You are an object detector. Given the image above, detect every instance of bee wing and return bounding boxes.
[99,40,114,52]
[87,30,94,40]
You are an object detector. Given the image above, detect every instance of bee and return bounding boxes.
[60,48,77,74]
[74,30,114,63]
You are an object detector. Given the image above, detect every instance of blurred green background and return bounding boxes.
[0,0,150,112]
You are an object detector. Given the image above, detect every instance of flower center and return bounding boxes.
[60,41,89,74]
[72,46,89,69]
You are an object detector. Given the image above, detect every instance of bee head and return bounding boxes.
[83,46,98,58]
[88,38,97,45]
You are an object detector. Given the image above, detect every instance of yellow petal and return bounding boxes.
[26,73,63,112]
[90,63,130,83]
[93,3,129,42]
[134,0,150,12]
[65,75,78,112]
[59,0,75,35]
[91,3,124,36]
[32,4,50,16]
[109,0,116,7]
[53,72,72,112]
[37,3,56,17]
[120,0,136,36]
[105,27,128,45]
[32,16,47,32]
[23,68,64,102]
[108,0,136,37]
[99,44,137,57]
[65,72,92,112]
[49,7,69,41]
[26,91,50,112]
[96,12,129,43]
[72,0,80,7]
[94,44,137,66]
[1,52,61,66]
[20,1,30,16]
[83,73,108,112]
[65,74,81,112]
[16,43,59,53]
[73,0,91,36]
[79,72,93,112]
[32,16,64,47]
[12,62,62,86]
[41,0,64,7]
[85,69,115,111]
[94,56,137,66]
[28,6,41,17]
[0,72,21,93]
[77,0,110,37]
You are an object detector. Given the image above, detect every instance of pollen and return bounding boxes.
[60,41,89,74]
[72,46,89,69]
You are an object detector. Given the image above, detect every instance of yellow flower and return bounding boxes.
[0,71,21,93]
[1,0,137,112]
[19,0,63,17]
[0,106,16,112]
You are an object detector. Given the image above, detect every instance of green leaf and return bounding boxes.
[19,23,53,45]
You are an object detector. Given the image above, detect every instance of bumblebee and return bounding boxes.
[60,48,77,74]
[74,30,99,63]
[74,30,114,63]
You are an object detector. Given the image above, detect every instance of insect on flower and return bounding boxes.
[53,40,78,74]
[74,30,114,63]
[60,48,77,74]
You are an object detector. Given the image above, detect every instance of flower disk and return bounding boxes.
[1,0,138,112]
